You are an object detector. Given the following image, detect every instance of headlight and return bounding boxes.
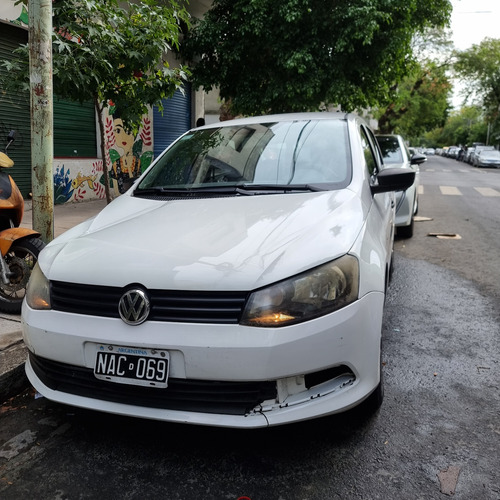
[26,263,51,310]
[241,255,359,327]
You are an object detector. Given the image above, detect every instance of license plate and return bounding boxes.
[94,345,169,388]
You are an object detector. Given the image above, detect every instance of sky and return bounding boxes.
[449,0,500,106]
[450,0,500,50]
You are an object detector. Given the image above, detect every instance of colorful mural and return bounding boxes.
[54,160,106,205]
[52,110,153,204]
[0,2,28,27]
[106,102,154,195]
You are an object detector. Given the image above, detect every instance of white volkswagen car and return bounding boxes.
[22,113,414,428]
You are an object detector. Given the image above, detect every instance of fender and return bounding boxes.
[0,228,41,256]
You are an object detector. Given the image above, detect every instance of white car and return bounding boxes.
[376,134,426,238]
[22,113,414,428]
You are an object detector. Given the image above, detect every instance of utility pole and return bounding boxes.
[28,0,54,243]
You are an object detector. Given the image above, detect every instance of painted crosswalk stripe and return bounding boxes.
[418,185,424,195]
[439,186,462,195]
[474,187,500,197]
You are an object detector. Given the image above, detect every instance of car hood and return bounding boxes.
[41,190,366,291]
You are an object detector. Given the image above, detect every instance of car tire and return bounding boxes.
[353,350,384,418]
[397,217,414,238]
[0,237,45,314]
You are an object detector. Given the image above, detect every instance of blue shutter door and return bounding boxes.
[153,85,192,158]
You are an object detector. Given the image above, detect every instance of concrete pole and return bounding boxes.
[28,0,54,243]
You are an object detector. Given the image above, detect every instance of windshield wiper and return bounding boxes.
[133,186,255,197]
[134,187,190,196]
[134,184,327,198]
[238,183,327,193]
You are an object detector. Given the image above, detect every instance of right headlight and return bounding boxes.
[26,263,51,310]
[240,255,359,327]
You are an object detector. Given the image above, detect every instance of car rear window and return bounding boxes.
[377,137,404,164]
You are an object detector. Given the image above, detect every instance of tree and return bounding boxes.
[376,61,452,143]
[2,0,190,203]
[181,0,452,116]
[454,38,500,117]
[431,106,488,147]
[454,38,500,145]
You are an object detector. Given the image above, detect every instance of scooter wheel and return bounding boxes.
[0,237,46,314]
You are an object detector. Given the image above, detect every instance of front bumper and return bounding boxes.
[22,292,384,428]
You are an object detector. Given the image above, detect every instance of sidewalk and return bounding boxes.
[0,198,107,403]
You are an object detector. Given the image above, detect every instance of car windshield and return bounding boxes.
[136,119,351,192]
[377,137,403,164]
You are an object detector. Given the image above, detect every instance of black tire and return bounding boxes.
[0,236,45,314]
[350,348,384,420]
[397,217,414,238]
[362,369,384,415]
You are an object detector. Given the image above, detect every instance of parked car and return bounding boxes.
[22,113,414,428]
[446,146,460,159]
[472,146,495,167]
[474,149,500,168]
[376,134,425,238]
[464,147,475,164]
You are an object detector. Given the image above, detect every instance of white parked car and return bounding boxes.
[22,113,414,428]
[376,134,426,238]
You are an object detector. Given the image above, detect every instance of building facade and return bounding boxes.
[0,0,214,203]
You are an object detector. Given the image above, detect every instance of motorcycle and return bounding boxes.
[0,130,45,314]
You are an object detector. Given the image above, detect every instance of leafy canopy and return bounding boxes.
[454,38,500,120]
[181,0,452,116]
[2,0,190,203]
[376,61,452,143]
[3,0,190,133]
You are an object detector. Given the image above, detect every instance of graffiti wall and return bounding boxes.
[106,104,154,197]
[0,2,28,27]
[53,109,154,204]
[2,0,155,205]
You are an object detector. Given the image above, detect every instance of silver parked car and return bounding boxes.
[474,149,500,168]
[471,145,494,166]
[376,134,426,238]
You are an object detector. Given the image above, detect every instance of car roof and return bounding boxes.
[195,112,354,130]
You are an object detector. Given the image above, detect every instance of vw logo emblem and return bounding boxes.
[118,289,150,325]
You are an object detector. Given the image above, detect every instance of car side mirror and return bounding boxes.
[410,153,427,165]
[371,167,415,194]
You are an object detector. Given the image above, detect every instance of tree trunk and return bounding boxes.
[95,96,112,204]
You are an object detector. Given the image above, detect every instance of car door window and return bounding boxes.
[359,126,379,176]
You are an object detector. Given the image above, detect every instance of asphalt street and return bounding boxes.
[1,158,499,499]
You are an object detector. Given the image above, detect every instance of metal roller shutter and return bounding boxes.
[53,98,97,158]
[153,85,192,158]
[0,23,31,197]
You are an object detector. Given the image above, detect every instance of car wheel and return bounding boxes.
[0,237,45,314]
[353,349,384,418]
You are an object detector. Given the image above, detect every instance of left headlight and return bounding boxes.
[26,263,51,310]
[240,255,359,327]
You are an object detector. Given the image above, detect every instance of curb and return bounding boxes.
[0,341,29,404]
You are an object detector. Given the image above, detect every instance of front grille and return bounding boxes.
[29,353,277,416]
[50,281,249,324]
